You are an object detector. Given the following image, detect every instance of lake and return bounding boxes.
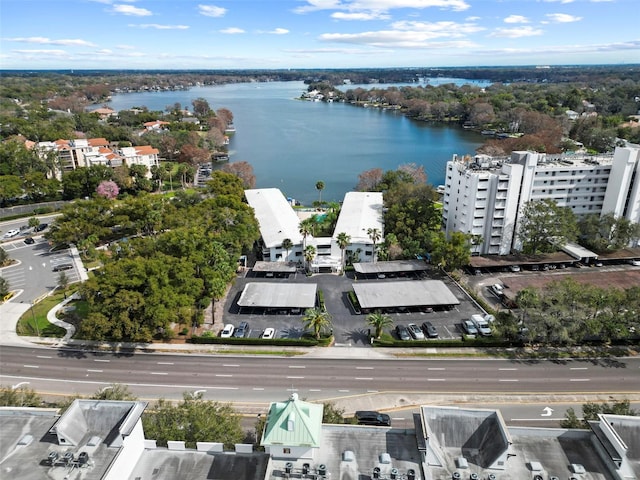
[106,81,485,205]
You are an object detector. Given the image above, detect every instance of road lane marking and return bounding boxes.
[87,369,103,373]
[570,367,588,370]
[427,378,446,381]
[36,355,52,359]
[157,362,174,365]
[356,366,374,370]
[338,389,349,392]
[288,366,306,369]
[151,372,168,375]
[23,365,39,368]
[223,364,239,367]
[499,368,518,371]
[215,374,233,377]
[94,359,110,363]
[286,376,304,379]
[0,375,239,390]
[569,378,590,381]
[499,379,519,382]
[511,418,564,422]
[252,387,264,391]
[309,389,322,392]
[428,368,445,371]
[355,377,373,381]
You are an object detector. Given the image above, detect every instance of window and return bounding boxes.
[283,448,291,454]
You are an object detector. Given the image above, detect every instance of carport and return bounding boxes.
[237,282,317,314]
[353,259,429,279]
[252,261,298,278]
[352,280,459,312]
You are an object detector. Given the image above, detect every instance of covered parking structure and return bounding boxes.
[352,280,459,313]
[252,261,298,278]
[237,282,317,314]
[353,259,429,279]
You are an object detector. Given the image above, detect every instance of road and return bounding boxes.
[2,345,638,409]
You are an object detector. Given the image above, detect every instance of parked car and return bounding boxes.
[234,321,249,338]
[261,327,276,339]
[471,314,492,336]
[489,284,504,297]
[395,324,411,341]
[407,323,425,340]
[461,320,478,337]
[354,410,391,427]
[509,265,521,272]
[3,229,19,238]
[421,321,438,338]
[220,324,234,338]
[628,259,640,266]
[52,263,73,272]
[23,237,35,245]
[34,223,48,232]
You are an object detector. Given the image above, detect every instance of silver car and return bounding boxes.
[408,323,425,340]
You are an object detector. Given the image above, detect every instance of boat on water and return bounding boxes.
[436,185,446,194]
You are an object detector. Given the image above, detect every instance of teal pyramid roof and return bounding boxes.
[261,393,323,448]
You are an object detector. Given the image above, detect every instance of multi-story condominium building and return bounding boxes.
[34,138,159,179]
[442,146,640,255]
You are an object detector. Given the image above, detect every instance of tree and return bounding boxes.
[355,168,383,191]
[96,180,119,199]
[28,217,40,229]
[518,199,578,254]
[91,383,136,401]
[322,401,346,424]
[0,247,9,267]
[304,245,316,272]
[191,97,212,117]
[57,271,70,293]
[299,219,313,249]
[0,276,9,298]
[142,393,243,449]
[336,232,351,273]
[220,161,256,189]
[0,384,42,407]
[366,311,393,339]
[302,307,332,340]
[315,180,325,205]
[561,399,636,429]
[367,227,382,262]
[281,238,293,262]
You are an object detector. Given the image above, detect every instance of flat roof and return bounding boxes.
[244,188,303,248]
[558,241,598,260]
[237,282,317,308]
[252,261,297,273]
[332,192,383,244]
[354,259,429,274]
[469,251,574,268]
[352,280,459,308]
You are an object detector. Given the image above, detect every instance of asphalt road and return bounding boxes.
[2,345,638,405]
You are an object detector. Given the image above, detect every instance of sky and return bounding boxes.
[1,0,639,70]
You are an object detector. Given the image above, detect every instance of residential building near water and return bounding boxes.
[442,146,640,255]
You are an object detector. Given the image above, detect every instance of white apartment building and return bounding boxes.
[443,146,640,255]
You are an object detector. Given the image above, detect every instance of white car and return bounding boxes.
[629,259,640,267]
[261,327,276,339]
[3,229,19,238]
[220,324,235,338]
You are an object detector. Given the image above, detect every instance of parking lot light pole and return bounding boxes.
[30,302,40,337]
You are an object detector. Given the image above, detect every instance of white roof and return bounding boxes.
[245,188,303,248]
[237,282,317,308]
[333,192,383,244]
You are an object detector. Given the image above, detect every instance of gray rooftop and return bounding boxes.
[252,261,297,273]
[237,282,317,309]
[353,280,460,309]
[353,259,429,274]
[127,449,270,480]
[244,188,303,248]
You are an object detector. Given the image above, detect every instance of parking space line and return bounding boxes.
[569,367,588,370]
[569,378,590,381]
[427,378,446,381]
[223,364,239,367]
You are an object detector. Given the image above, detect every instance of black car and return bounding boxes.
[34,223,48,232]
[234,321,249,338]
[395,324,411,341]
[23,237,35,245]
[355,410,391,426]
[421,321,439,338]
[52,263,73,272]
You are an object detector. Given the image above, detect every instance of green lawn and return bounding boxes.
[17,290,72,337]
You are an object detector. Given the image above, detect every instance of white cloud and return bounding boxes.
[267,28,290,35]
[296,0,470,14]
[4,37,96,47]
[13,49,68,56]
[490,26,544,38]
[128,24,189,29]
[504,15,529,24]
[331,11,391,20]
[111,4,152,16]
[220,27,245,34]
[546,13,582,23]
[320,28,479,48]
[391,20,484,36]
[473,39,640,57]
[198,4,227,17]
[542,0,574,3]
[116,44,135,50]
[466,16,481,21]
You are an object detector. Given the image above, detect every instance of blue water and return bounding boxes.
[106,81,484,205]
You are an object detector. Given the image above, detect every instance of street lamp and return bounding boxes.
[30,302,40,337]
[11,382,30,407]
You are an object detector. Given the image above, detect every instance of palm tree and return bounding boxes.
[302,307,332,340]
[281,238,293,262]
[366,311,393,339]
[304,245,316,273]
[367,227,382,262]
[299,219,313,249]
[336,232,351,273]
[315,180,325,205]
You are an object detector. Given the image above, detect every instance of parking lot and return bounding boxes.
[220,266,488,346]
